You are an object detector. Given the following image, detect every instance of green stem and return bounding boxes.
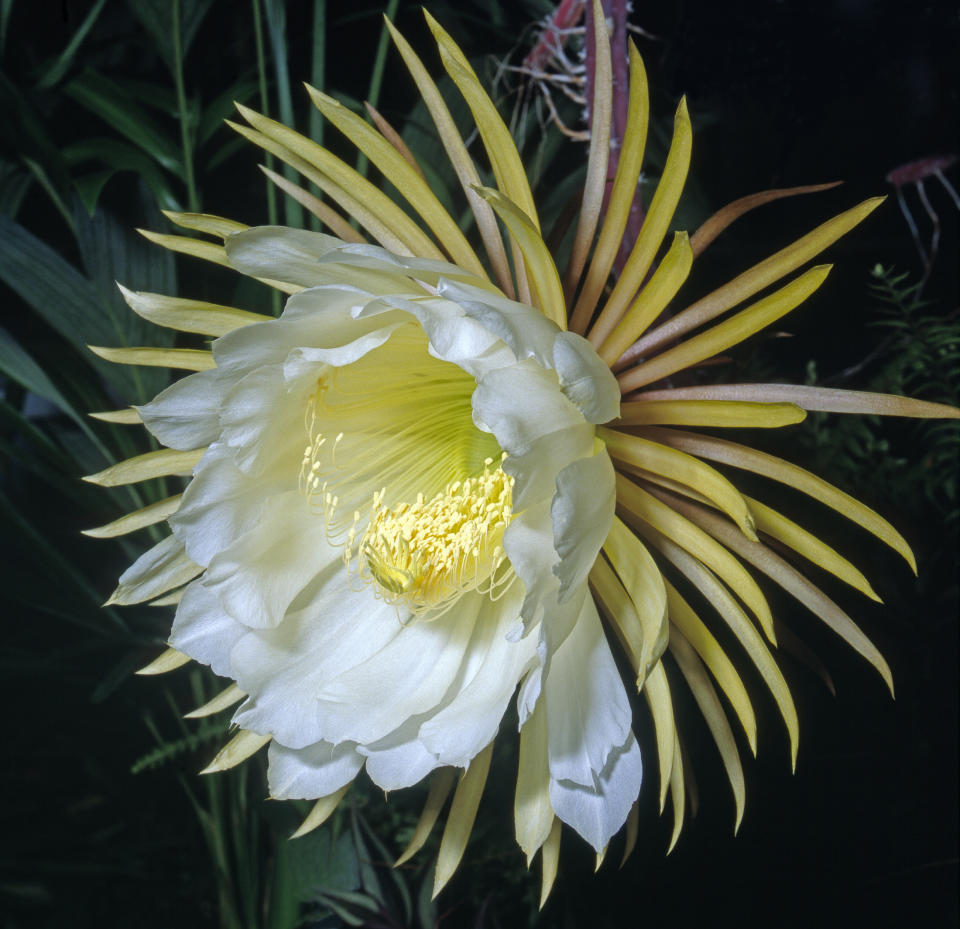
[252,0,281,315]
[171,0,198,212]
[307,0,326,231]
[355,0,400,180]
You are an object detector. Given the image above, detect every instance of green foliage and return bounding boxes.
[797,265,959,527]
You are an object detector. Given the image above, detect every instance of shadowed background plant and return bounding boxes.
[0,2,956,928]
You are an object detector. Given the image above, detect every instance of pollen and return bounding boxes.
[348,455,515,618]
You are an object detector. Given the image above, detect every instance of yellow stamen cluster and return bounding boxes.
[347,455,515,619]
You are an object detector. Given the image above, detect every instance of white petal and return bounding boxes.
[312,595,482,745]
[543,594,633,788]
[267,739,364,800]
[551,331,620,424]
[548,730,643,853]
[224,226,343,287]
[171,443,281,567]
[138,368,221,450]
[202,491,334,629]
[551,450,615,602]
[419,588,538,766]
[169,580,247,678]
[230,578,403,748]
[359,725,440,792]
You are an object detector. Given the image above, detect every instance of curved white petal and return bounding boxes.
[202,491,336,629]
[267,739,364,800]
[169,580,247,679]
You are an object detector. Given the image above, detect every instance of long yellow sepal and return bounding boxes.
[670,631,746,833]
[233,104,443,261]
[588,97,692,347]
[744,494,881,601]
[259,165,365,243]
[117,284,270,336]
[384,17,513,297]
[394,768,457,867]
[619,264,832,392]
[570,41,649,333]
[162,211,248,239]
[135,646,190,675]
[89,407,141,424]
[305,84,487,280]
[424,11,538,229]
[185,683,246,719]
[290,784,351,838]
[647,526,799,768]
[597,230,693,366]
[664,579,757,754]
[642,661,677,813]
[201,730,271,775]
[600,517,669,684]
[476,187,566,327]
[603,428,757,540]
[88,345,215,371]
[83,448,204,486]
[563,0,612,300]
[627,197,885,360]
[642,426,917,572]
[617,398,806,429]
[82,494,181,538]
[433,741,494,898]
[620,476,773,640]
[539,817,561,910]
[514,699,553,865]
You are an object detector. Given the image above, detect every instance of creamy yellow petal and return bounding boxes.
[89,407,142,424]
[514,698,553,865]
[539,817,561,910]
[259,165,366,243]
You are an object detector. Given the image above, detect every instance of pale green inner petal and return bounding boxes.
[297,322,511,617]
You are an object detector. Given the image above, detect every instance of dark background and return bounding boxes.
[1,1,957,927]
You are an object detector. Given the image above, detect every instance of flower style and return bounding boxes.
[86,6,958,902]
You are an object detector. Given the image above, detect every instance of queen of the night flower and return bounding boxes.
[85,5,958,903]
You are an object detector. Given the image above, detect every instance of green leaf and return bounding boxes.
[35,0,109,90]
[0,158,31,217]
[63,138,181,212]
[124,0,216,72]
[64,69,185,178]
[0,327,83,425]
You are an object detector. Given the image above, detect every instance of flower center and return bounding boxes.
[345,456,514,618]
